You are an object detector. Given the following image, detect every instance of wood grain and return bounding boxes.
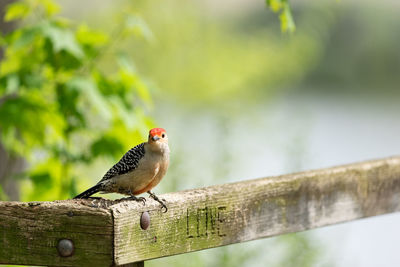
[0,200,114,266]
[111,156,400,265]
[1,156,400,266]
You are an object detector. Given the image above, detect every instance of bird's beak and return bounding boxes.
[152,135,160,141]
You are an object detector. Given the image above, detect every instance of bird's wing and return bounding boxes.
[99,142,146,183]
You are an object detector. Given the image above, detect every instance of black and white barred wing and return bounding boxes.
[99,142,146,183]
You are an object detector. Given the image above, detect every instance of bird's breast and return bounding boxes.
[112,152,169,195]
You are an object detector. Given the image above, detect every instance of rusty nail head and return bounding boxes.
[140,211,150,230]
[57,239,74,257]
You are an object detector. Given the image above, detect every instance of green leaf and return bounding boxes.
[40,22,84,59]
[90,135,125,158]
[266,0,283,12]
[39,0,60,16]
[117,53,136,73]
[0,48,21,76]
[123,14,154,41]
[67,77,112,121]
[134,78,152,108]
[266,0,295,33]
[31,171,53,189]
[0,91,66,157]
[109,97,138,129]
[6,74,19,94]
[280,3,296,33]
[4,2,31,22]
[24,158,64,201]
[117,55,152,107]
[76,24,109,47]
[14,27,39,48]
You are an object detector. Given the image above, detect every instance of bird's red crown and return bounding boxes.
[149,128,166,137]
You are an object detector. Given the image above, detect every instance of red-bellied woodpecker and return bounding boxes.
[74,128,170,212]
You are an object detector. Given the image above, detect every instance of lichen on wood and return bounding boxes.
[112,156,400,265]
[0,200,114,266]
[1,156,400,266]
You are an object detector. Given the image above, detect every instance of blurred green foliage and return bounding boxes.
[0,0,298,202]
[0,0,397,266]
[0,0,345,267]
[124,0,334,108]
[0,0,154,201]
[266,0,296,33]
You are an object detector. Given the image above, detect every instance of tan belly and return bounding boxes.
[108,159,168,196]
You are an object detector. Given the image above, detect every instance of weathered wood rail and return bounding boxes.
[1,156,400,266]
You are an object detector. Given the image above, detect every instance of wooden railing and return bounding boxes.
[1,156,400,266]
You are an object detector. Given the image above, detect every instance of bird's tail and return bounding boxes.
[73,184,102,199]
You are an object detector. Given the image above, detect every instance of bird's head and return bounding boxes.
[148,128,168,145]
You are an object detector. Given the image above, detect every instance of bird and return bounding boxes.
[74,128,170,212]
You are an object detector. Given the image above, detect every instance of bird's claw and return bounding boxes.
[159,198,168,212]
[152,197,168,213]
[136,196,147,206]
[148,191,168,213]
[125,195,146,206]
[160,202,168,213]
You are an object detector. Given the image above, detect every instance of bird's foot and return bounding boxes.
[118,195,146,206]
[129,195,147,206]
[148,191,168,213]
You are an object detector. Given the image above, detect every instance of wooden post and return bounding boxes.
[0,200,114,266]
[1,156,400,266]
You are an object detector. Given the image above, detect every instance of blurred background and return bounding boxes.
[1,0,400,266]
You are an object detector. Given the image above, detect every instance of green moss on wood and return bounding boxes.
[1,156,400,266]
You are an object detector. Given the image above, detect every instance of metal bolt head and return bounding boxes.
[140,211,150,230]
[57,239,74,257]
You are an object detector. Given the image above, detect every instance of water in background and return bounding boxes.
[150,90,400,267]
[57,0,400,265]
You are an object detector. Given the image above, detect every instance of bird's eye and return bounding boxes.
[162,134,165,138]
